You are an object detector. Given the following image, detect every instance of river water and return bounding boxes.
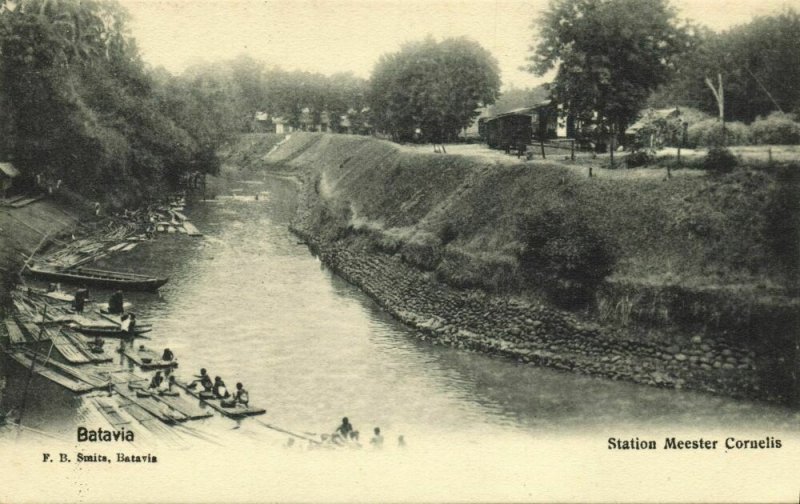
[4,175,799,447]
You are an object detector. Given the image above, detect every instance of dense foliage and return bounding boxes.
[650,9,800,123]
[687,120,751,148]
[368,37,501,143]
[750,113,800,145]
[0,0,227,204]
[764,166,800,288]
[528,0,688,144]
[517,205,617,307]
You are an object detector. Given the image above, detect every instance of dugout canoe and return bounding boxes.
[25,264,168,292]
[70,323,152,338]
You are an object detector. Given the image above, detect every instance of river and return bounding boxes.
[3,175,799,448]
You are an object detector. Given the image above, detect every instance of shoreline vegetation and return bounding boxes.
[223,132,799,406]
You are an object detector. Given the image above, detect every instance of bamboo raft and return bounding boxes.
[122,345,178,370]
[175,381,266,419]
[4,350,108,393]
[99,369,213,423]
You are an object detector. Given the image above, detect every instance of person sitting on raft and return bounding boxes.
[157,375,177,395]
[162,348,174,362]
[89,335,105,353]
[213,376,229,399]
[187,368,213,392]
[107,290,124,315]
[148,371,164,390]
[73,288,89,313]
[222,382,249,408]
[233,382,248,405]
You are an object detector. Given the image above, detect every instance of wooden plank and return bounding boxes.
[108,242,129,252]
[10,196,39,208]
[115,387,187,424]
[120,243,138,252]
[115,399,174,437]
[101,369,149,386]
[61,329,114,363]
[3,194,26,204]
[25,351,110,389]
[151,392,213,421]
[182,222,203,237]
[4,319,28,345]
[6,351,94,392]
[123,346,177,370]
[50,331,91,364]
[20,322,45,342]
[92,397,131,427]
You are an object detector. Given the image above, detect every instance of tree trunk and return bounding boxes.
[705,73,725,145]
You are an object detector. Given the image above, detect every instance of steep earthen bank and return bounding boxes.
[0,195,88,302]
[237,133,798,404]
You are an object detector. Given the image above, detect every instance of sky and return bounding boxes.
[121,0,796,90]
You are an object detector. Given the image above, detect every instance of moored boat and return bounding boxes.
[25,264,168,292]
[70,323,152,338]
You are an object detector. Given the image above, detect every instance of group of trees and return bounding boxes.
[648,9,800,123]
[527,0,800,148]
[0,0,227,204]
[2,0,797,204]
[170,57,370,135]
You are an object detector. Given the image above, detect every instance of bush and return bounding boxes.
[517,206,616,307]
[703,147,738,173]
[764,165,800,287]
[688,119,751,147]
[750,113,800,145]
[624,150,655,168]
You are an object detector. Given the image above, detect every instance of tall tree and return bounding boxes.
[527,0,688,150]
[368,37,501,144]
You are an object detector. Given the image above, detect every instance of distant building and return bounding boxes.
[625,107,683,147]
[0,161,19,198]
[272,117,293,134]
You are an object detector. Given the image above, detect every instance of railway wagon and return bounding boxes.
[480,104,559,150]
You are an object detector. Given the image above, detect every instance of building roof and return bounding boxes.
[484,100,554,122]
[626,107,682,134]
[0,162,19,178]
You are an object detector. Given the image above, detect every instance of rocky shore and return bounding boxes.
[290,222,780,403]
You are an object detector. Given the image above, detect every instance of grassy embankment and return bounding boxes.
[225,132,800,402]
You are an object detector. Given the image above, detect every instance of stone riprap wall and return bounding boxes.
[291,223,784,403]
